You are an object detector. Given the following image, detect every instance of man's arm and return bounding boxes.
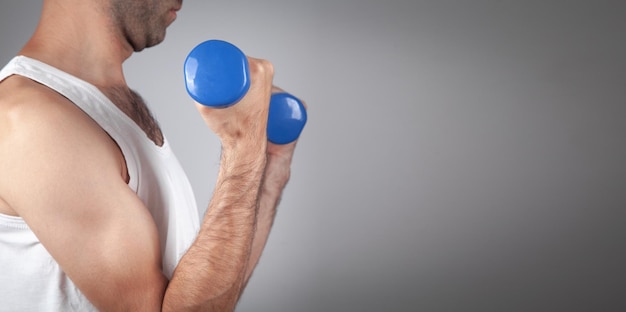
[162,57,275,311]
[162,66,306,312]
[162,142,266,311]
[0,76,168,311]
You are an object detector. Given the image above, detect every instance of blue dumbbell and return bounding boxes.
[184,40,307,144]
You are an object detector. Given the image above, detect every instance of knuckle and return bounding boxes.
[249,58,274,77]
[263,60,275,76]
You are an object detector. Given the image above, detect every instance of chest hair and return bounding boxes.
[100,86,164,146]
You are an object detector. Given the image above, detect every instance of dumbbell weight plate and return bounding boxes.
[184,40,250,107]
[268,93,307,145]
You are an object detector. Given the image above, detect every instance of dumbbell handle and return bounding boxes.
[184,40,306,144]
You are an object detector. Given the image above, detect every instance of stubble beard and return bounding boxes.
[111,0,169,52]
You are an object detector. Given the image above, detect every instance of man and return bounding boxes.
[0,0,303,311]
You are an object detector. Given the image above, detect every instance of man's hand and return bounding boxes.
[194,56,274,150]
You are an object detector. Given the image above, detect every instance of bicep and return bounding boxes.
[0,102,166,311]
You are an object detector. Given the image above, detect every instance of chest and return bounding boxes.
[100,87,164,146]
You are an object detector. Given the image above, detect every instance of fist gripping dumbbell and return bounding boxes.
[184,40,307,144]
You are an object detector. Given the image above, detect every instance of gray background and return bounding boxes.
[2,1,625,311]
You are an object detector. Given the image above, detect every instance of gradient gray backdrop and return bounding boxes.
[2,1,625,311]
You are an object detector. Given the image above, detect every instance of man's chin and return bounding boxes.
[136,32,167,51]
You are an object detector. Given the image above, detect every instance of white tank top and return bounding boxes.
[0,56,200,311]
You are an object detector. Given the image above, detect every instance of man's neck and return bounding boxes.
[19,0,132,88]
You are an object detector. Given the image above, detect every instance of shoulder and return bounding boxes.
[0,75,128,213]
[0,74,125,161]
[0,74,125,158]
[0,75,98,135]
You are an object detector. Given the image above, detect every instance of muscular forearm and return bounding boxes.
[162,144,266,312]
